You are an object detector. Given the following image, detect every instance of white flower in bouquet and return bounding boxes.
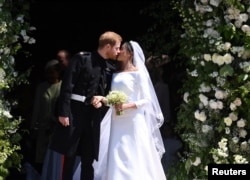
[106,90,128,115]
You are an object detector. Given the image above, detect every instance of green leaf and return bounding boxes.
[237,74,248,83]
[219,65,234,77]
[223,24,236,40]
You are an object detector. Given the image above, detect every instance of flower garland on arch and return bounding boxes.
[0,0,35,178]
[170,0,250,179]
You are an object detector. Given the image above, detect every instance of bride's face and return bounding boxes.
[117,44,132,62]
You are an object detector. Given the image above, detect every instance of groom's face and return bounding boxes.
[107,41,121,60]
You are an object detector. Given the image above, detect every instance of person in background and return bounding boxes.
[49,31,122,180]
[146,54,169,84]
[91,41,166,180]
[160,122,182,175]
[56,49,71,78]
[30,59,62,174]
[154,65,172,123]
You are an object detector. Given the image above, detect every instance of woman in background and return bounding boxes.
[30,59,62,174]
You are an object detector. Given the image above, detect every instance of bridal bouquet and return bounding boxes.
[106,90,127,115]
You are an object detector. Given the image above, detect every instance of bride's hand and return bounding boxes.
[115,102,136,111]
[114,104,123,111]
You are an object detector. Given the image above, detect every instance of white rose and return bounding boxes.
[223,53,233,64]
[234,98,242,106]
[199,83,211,92]
[210,0,222,7]
[192,157,201,166]
[199,94,208,106]
[239,129,247,138]
[224,117,232,126]
[234,20,242,28]
[225,127,230,134]
[204,54,212,61]
[224,42,231,51]
[205,19,213,27]
[217,101,223,109]
[237,119,246,128]
[215,90,224,99]
[240,141,248,151]
[213,53,222,64]
[232,137,239,144]
[209,100,218,109]
[238,13,249,22]
[230,103,237,111]
[194,110,207,122]
[183,92,189,103]
[241,24,250,33]
[229,112,238,121]
[3,110,13,118]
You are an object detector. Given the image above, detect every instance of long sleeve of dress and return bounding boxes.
[134,71,151,108]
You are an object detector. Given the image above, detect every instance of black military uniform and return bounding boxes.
[49,51,115,180]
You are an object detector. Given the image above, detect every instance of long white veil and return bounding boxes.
[130,40,165,157]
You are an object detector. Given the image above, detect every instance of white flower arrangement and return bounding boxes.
[0,0,35,178]
[106,90,128,115]
[172,0,250,179]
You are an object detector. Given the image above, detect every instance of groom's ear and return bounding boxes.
[104,43,111,50]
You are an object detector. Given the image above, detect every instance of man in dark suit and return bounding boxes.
[49,31,122,180]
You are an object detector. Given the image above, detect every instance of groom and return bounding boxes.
[49,31,122,180]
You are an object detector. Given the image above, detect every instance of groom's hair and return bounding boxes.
[98,31,122,48]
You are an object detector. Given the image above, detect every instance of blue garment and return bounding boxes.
[41,149,63,180]
[161,137,182,173]
[23,162,41,180]
[41,149,80,180]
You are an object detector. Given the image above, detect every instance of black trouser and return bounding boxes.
[62,121,95,180]
[62,155,77,180]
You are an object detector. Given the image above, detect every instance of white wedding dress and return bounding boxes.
[103,71,166,180]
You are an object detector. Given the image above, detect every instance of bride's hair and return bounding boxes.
[125,41,134,54]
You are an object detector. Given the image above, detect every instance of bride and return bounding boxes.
[74,41,166,180]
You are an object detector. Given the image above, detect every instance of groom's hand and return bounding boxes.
[59,116,70,126]
[93,102,102,108]
[91,96,104,108]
